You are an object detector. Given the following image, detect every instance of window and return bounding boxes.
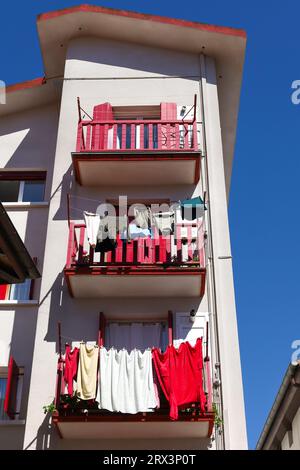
[0,279,33,301]
[0,362,23,420]
[0,377,8,420]
[22,181,45,202]
[114,106,160,150]
[0,171,46,203]
[105,321,168,351]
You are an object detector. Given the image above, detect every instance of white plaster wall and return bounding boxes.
[200,55,247,449]
[0,104,59,449]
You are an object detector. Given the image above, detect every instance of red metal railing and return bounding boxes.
[76,119,198,152]
[66,222,205,269]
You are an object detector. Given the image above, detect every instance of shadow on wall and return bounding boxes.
[68,37,201,83]
[52,164,74,222]
[0,104,58,187]
[1,104,59,449]
[23,412,54,450]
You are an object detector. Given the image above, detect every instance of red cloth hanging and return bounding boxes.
[92,102,114,150]
[64,344,79,395]
[152,338,206,420]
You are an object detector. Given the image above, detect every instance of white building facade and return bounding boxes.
[0,5,247,450]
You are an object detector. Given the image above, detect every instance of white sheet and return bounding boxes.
[97,348,157,413]
[83,211,101,247]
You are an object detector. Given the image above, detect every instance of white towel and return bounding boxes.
[83,211,101,247]
[97,348,157,413]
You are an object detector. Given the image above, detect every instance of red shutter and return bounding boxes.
[0,284,8,300]
[160,103,177,120]
[93,102,114,120]
[4,356,20,419]
[92,102,114,150]
[160,103,177,149]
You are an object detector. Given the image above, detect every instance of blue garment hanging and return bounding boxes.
[180,196,206,220]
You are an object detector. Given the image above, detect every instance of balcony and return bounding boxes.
[72,118,201,186]
[53,407,214,441]
[52,316,214,442]
[64,222,206,298]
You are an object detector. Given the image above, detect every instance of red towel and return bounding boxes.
[152,338,206,420]
[64,345,79,395]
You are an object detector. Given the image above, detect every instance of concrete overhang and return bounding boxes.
[53,411,215,441]
[0,77,62,117]
[65,267,206,299]
[36,4,246,189]
[72,151,201,186]
[1,5,246,187]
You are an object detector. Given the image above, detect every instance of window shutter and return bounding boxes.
[173,312,208,348]
[92,103,114,150]
[93,102,114,120]
[160,103,177,149]
[160,103,177,120]
[4,356,19,419]
[0,284,8,300]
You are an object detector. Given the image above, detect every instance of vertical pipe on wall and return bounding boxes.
[198,53,225,450]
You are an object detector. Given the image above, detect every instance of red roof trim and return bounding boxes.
[37,4,246,39]
[6,77,46,94]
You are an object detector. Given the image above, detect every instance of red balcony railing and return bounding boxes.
[66,222,205,270]
[76,119,199,153]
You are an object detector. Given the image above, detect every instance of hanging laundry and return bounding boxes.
[95,215,120,253]
[152,338,206,420]
[133,207,151,230]
[76,343,99,400]
[98,215,127,239]
[152,211,175,236]
[180,196,206,221]
[97,348,158,414]
[84,211,101,247]
[105,322,165,351]
[64,344,79,396]
[95,237,118,253]
[128,223,152,239]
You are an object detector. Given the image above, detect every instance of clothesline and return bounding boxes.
[60,338,206,419]
[68,193,185,205]
[68,201,208,217]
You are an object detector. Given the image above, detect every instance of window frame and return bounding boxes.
[0,364,24,421]
[0,171,46,203]
[0,278,35,302]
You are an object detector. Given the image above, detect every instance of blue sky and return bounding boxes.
[1,0,299,449]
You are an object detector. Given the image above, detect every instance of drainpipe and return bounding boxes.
[198,53,225,450]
